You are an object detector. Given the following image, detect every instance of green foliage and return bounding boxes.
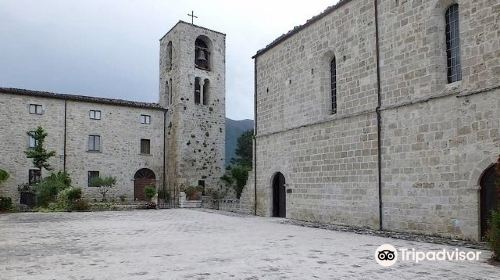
[35,171,72,207]
[0,169,9,186]
[230,165,251,199]
[220,174,234,186]
[488,210,500,261]
[184,186,203,200]
[90,176,117,202]
[56,187,86,211]
[157,188,170,202]
[24,127,56,173]
[231,129,254,167]
[144,186,156,201]
[0,197,13,211]
[119,195,127,203]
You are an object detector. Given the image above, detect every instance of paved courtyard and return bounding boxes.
[0,209,498,279]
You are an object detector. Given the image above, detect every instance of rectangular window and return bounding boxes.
[141,114,151,124]
[140,139,151,154]
[88,171,99,187]
[88,135,101,152]
[29,169,41,185]
[446,4,462,83]
[89,110,101,120]
[28,132,38,148]
[29,104,43,115]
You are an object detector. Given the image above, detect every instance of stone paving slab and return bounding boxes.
[0,209,498,279]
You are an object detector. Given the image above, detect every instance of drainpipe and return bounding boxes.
[163,109,167,195]
[253,57,258,216]
[374,0,383,231]
[63,100,67,173]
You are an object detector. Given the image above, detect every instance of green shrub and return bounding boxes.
[119,195,127,203]
[0,197,13,211]
[230,165,250,199]
[0,169,9,185]
[72,199,90,211]
[488,210,500,261]
[90,176,116,202]
[184,186,203,200]
[57,187,85,211]
[157,188,170,202]
[35,171,72,207]
[144,186,156,201]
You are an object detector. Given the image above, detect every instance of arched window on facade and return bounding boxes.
[203,79,210,105]
[445,4,461,83]
[330,56,337,114]
[195,37,210,70]
[194,77,201,104]
[166,41,173,71]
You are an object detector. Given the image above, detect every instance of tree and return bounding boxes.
[231,129,253,167]
[25,127,56,176]
[90,176,116,202]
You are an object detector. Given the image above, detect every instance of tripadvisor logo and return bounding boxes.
[374,244,482,267]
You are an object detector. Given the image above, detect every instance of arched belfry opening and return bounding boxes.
[134,168,156,201]
[195,36,210,70]
[272,172,286,218]
[480,162,499,239]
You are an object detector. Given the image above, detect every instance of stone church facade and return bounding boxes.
[0,21,225,203]
[252,0,499,241]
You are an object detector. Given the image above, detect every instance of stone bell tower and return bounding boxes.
[159,21,226,195]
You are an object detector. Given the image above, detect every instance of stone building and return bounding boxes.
[0,21,225,202]
[251,0,499,241]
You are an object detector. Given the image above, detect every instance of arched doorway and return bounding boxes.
[134,168,156,201]
[272,172,286,218]
[480,164,499,238]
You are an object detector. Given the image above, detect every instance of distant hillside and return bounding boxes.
[225,118,254,166]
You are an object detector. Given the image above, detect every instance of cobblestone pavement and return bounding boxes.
[0,209,498,279]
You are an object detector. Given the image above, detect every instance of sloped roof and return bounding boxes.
[0,87,165,110]
[253,0,353,58]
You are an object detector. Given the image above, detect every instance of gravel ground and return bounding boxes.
[0,209,498,279]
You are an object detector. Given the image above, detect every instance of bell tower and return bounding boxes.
[159,21,226,195]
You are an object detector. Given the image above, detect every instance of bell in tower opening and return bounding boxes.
[195,37,210,70]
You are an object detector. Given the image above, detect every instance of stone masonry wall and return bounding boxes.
[254,0,499,240]
[0,92,164,202]
[160,22,226,195]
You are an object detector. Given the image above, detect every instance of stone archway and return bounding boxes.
[480,163,499,238]
[134,168,156,201]
[272,172,286,218]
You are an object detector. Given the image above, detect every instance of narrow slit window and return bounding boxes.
[330,57,337,114]
[194,77,201,104]
[445,4,462,83]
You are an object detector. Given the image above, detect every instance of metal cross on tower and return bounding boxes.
[187,10,198,24]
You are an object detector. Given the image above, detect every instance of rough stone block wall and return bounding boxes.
[0,94,65,200]
[381,89,499,240]
[254,0,500,240]
[0,93,164,202]
[256,114,380,228]
[160,22,225,194]
[65,101,164,201]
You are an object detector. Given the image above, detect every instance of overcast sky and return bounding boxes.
[0,0,336,120]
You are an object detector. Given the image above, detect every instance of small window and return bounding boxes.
[89,110,101,120]
[29,169,41,185]
[88,135,101,152]
[141,115,151,124]
[169,78,173,105]
[166,41,173,71]
[198,180,205,195]
[88,171,99,187]
[330,57,337,114]
[28,132,38,148]
[445,4,462,83]
[29,104,43,115]
[203,79,210,105]
[194,77,201,105]
[140,139,151,154]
